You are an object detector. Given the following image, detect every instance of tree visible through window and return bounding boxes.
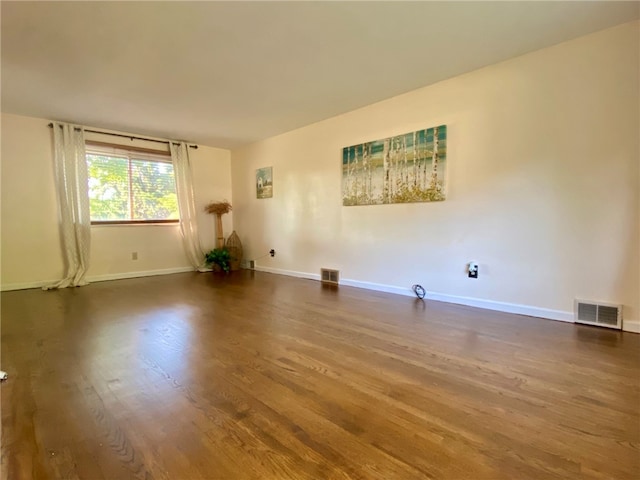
[86,150,179,223]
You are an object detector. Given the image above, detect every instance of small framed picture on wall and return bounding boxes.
[256,166,273,199]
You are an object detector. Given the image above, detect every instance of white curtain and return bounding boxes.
[170,142,208,271]
[44,122,91,289]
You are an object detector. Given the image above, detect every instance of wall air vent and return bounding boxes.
[321,268,339,285]
[574,299,622,330]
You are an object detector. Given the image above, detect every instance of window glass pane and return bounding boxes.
[86,154,130,220]
[86,151,178,222]
[130,158,179,220]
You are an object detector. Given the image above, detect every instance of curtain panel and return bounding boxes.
[170,142,208,271]
[44,122,91,289]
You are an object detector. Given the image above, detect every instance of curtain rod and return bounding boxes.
[47,123,198,149]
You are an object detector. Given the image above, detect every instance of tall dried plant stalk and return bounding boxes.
[204,201,232,215]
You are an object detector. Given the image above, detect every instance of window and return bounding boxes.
[86,146,179,224]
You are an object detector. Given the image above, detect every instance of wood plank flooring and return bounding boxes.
[1,271,639,479]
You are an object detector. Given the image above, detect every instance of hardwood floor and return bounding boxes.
[1,271,638,479]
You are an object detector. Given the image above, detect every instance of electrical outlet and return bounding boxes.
[468,262,478,279]
[269,249,275,257]
[132,252,138,260]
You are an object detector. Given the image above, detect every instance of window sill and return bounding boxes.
[91,220,180,226]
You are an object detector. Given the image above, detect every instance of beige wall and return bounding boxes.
[1,113,232,288]
[231,21,639,326]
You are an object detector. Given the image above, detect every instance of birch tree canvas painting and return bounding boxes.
[342,125,447,206]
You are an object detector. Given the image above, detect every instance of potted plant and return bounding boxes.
[205,248,231,274]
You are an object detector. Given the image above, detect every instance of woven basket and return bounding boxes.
[225,231,243,271]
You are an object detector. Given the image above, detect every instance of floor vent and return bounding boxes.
[575,299,622,329]
[321,268,339,285]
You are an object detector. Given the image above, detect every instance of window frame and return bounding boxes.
[85,142,180,226]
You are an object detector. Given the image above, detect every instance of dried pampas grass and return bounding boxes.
[204,201,232,215]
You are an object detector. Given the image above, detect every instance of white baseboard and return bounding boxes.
[0,280,54,291]
[340,278,415,297]
[253,265,321,281]
[252,266,579,325]
[343,277,575,323]
[5,265,638,335]
[423,291,575,322]
[1,266,195,291]
[87,266,195,283]
[623,320,640,334]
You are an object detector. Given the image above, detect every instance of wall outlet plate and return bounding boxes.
[468,262,478,278]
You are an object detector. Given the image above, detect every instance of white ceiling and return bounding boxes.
[2,1,638,149]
